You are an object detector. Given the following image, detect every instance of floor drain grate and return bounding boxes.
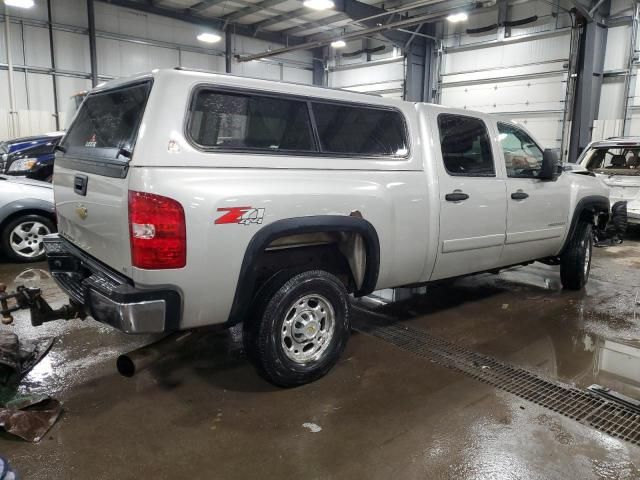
[353,310,640,445]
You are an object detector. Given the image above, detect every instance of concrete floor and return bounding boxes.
[1,230,640,479]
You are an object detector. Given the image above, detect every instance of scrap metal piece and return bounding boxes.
[0,398,62,442]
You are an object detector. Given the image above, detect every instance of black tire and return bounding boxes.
[243,270,351,387]
[1,214,55,263]
[560,221,593,290]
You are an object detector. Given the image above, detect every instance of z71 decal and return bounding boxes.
[215,207,265,225]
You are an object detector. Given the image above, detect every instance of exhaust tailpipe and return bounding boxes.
[117,331,193,377]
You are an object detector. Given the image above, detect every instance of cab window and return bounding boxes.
[437,114,495,176]
[497,123,544,178]
[188,90,317,153]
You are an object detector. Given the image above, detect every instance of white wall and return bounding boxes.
[0,0,313,140]
[439,0,574,149]
[327,39,405,98]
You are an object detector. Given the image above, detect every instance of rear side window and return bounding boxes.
[62,81,151,161]
[188,90,316,152]
[312,103,408,156]
[437,114,495,176]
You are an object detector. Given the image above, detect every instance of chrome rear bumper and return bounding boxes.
[44,235,181,333]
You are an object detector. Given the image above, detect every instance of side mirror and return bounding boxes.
[539,148,560,180]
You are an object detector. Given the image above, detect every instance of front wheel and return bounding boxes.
[560,221,592,290]
[244,270,351,387]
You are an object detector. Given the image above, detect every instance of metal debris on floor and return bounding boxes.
[0,331,60,442]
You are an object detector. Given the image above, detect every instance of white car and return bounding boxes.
[576,137,640,225]
[0,175,55,262]
[21,69,612,386]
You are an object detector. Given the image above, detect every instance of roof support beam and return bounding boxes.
[222,0,289,22]
[98,0,305,46]
[237,3,465,61]
[252,0,410,45]
[188,0,232,14]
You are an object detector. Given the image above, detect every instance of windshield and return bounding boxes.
[61,81,152,162]
[580,146,640,175]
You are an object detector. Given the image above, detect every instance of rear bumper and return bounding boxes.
[628,208,640,224]
[44,235,181,333]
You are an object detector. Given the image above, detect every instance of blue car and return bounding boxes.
[0,132,63,181]
[0,92,86,181]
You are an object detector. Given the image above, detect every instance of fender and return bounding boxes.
[226,215,380,326]
[0,198,55,225]
[558,195,609,255]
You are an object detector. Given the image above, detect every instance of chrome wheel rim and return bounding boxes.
[9,221,50,259]
[281,294,335,364]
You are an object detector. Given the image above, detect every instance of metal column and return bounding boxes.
[404,24,436,102]
[4,6,18,138]
[87,0,98,87]
[225,29,232,74]
[404,37,426,102]
[311,47,325,86]
[47,0,60,130]
[622,3,639,136]
[567,7,609,162]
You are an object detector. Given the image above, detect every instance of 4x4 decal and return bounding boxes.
[215,207,265,225]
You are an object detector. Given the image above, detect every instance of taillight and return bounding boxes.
[128,191,186,269]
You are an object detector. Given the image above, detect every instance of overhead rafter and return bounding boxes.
[222,0,289,22]
[279,12,348,37]
[99,0,305,46]
[251,0,412,46]
[238,2,469,61]
[188,0,233,14]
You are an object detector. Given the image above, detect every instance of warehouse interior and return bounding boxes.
[0,0,640,478]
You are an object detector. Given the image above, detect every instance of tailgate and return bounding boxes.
[597,172,640,203]
[54,80,152,273]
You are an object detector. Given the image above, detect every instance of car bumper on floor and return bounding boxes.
[43,235,181,333]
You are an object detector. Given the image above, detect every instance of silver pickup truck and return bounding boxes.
[13,69,614,386]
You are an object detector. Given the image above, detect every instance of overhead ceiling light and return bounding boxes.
[330,40,346,49]
[303,0,334,11]
[446,12,468,22]
[4,0,35,7]
[197,32,222,43]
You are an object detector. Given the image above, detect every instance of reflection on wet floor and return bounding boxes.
[360,232,640,402]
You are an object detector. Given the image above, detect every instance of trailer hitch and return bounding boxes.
[0,283,87,327]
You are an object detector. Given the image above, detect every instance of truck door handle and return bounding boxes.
[445,192,469,202]
[74,174,88,196]
[511,191,529,200]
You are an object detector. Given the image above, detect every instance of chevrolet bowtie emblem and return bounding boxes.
[76,205,88,220]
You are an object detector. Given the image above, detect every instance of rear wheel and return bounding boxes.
[560,221,592,290]
[243,270,351,387]
[1,214,54,263]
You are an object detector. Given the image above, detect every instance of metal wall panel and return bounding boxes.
[53,30,90,72]
[23,25,51,69]
[0,0,313,139]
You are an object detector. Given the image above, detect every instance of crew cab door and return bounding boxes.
[430,112,507,281]
[495,122,570,265]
